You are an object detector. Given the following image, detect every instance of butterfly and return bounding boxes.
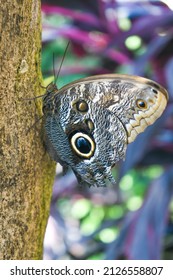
[42,73,168,187]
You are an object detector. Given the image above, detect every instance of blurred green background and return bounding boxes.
[41,0,173,260]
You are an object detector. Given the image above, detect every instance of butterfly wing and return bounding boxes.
[43,74,168,187]
[57,74,168,143]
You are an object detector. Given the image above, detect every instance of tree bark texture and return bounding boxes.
[0,0,55,259]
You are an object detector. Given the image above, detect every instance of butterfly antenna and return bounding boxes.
[54,41,70,85]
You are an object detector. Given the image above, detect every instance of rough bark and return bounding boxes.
[0,0,55,259]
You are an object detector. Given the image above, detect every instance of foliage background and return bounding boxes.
[41,0,173,260]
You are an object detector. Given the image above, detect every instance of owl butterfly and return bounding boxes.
[42,74,168,187]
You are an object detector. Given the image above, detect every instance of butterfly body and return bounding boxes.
[42,74,168,187]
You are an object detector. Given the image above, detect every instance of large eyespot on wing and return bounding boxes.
[125,82,168,143]
[69,132,95,159]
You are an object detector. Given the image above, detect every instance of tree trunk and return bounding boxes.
[0,0,55,259]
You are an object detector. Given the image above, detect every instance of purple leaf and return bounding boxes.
[165,57,173,99]
[106,167,173,259]
[108,12,173,49]
[42,4,101,28]
[132,34,173,76]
